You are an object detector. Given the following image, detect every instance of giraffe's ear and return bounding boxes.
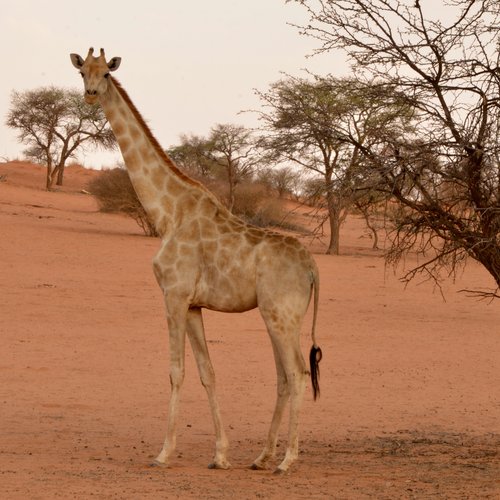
[70,53,84,69]
[107,57,121,72]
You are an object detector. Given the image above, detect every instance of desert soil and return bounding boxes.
[1,162,499,499]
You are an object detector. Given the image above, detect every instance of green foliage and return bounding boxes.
[256,75,407,254]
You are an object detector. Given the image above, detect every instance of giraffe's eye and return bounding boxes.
[104,73,110,79]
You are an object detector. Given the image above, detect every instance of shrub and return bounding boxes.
[232,182,296,229]
[88,168,303,236]
[87,167,159,237]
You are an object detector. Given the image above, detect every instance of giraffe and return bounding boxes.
[70,47,323,474]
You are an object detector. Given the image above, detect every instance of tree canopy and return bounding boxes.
[6,86,116,190]
[169,124,260,212]
[291,0,500,295]
[256,75,411,254]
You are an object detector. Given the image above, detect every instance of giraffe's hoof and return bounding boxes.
[208,461,231,470]
[273,467,287,476]
[250,462,267,471]
[150,459,169,468]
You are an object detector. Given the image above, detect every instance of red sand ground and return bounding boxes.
[1,162,499,499]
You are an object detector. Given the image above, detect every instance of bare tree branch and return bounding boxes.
[290,0,500,293]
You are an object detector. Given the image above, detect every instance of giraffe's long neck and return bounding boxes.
[99,77,213,236]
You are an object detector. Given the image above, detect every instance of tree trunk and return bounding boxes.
[55,140,71,187]
[473,244,500,290]
[227,163,235,212]
[46,160,53,191]
[361,208,379,249]
[327,213,340,255]
[326,191,340,255]
[56,163,64,186]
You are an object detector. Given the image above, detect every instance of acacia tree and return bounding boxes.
[170,124,259,212]
[290,0,500,296]
[256,75,409,254]
[206,124,260,211]
[257,166,304,199]
[6,86,115,190]
[167,133,219,179]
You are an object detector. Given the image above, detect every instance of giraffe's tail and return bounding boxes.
[309,264,322,401]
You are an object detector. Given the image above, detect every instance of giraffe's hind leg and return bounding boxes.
[256,302,308,474]
[251,339,290,470]
[271,332,307,474]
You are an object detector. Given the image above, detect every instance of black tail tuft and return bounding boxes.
[309,345,323,401]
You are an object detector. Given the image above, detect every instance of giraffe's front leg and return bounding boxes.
[153,300,188,467]
[187,308,230,469]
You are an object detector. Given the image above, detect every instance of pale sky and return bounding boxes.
[0,0,344,168]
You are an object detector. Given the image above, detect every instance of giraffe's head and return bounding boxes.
[70,48,121,104]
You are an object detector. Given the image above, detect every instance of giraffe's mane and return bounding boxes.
[110,76,209,192]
